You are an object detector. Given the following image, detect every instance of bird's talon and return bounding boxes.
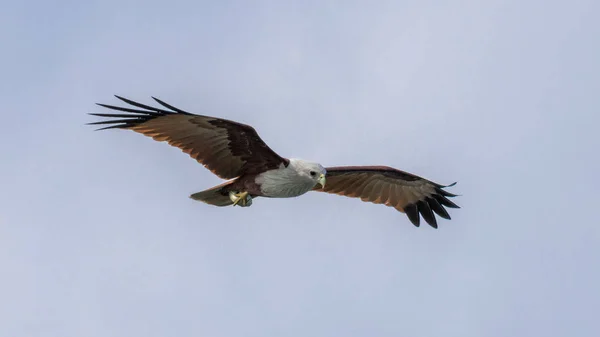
[229,191,251,207]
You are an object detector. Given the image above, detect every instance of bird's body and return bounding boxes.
[255,159,326,198]
[89,96,460,228]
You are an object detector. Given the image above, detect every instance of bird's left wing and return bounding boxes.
[88,96,288,180]
[312,166,459,228]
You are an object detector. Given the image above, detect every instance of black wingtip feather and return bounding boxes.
[151,96,192,115]
[87,118,144,126]
[92,124,130,131]
[427,197,451,220]
[401,181,459,228]
[89,113,145,118]
[433,194,460,209]
[88,96,192,131]
[436,187,458,197]
[94,103,163,116]
[417,200,437,228]
[404,204,420,227]
[113,95,173,114]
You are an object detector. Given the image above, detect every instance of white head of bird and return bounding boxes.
[288,159,327,188]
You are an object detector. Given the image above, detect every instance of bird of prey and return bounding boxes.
[89,96,459,228]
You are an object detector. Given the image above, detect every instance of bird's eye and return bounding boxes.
[310,171,316,176]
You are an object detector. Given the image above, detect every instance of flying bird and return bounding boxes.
[89,96,459,228]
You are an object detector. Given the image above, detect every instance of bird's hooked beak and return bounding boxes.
[317,173,326,189]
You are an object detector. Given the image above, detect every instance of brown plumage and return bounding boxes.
[311,166,459,228]
[89,95,288,180]
[89,96,460,228]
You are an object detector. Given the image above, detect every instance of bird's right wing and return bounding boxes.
[313,166,459,228]
[88,96,288,179]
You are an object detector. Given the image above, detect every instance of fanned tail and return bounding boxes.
[190,181,234,207]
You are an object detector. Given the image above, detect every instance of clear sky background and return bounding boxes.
[2,1,599,336]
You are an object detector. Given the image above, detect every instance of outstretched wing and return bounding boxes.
[88,96,288,179]
[313,166,459,228]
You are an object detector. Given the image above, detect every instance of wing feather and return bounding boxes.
[313,166,459,228]
[378,182,391,205]
[427,197,451,220]
[88,96,288,179]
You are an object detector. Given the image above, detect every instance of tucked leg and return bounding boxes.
[229,191,252,207]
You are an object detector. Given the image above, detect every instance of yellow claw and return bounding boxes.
[231,191,249,206]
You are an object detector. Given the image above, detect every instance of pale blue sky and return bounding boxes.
[2,1,599,336]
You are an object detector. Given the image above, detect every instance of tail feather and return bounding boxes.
[190,181,234,207]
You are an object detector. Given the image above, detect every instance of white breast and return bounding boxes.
[256,164,316,198]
